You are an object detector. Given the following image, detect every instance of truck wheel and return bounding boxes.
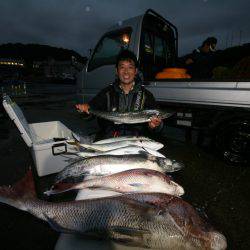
[215,119,250,165]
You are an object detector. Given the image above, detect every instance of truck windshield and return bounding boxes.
[88,28,132,72]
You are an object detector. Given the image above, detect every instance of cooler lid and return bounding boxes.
[2,95,33,147]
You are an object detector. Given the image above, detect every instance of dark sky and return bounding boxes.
[0,0,249,56]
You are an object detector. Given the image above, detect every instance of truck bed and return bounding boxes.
[145,81,250,108]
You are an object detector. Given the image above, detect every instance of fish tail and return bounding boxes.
[0,169,36,211]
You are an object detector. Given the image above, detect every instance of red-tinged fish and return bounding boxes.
[44,168,184,196]
[120,192,227,250]
[0,171,227,249]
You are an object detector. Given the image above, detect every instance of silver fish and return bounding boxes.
[78,139,164,151]
[55,154,184,183]
[90,109,173,124]
[0,172,227,250]
[77,145,166,158]
[93,136,158,144]
[45,168,184,196]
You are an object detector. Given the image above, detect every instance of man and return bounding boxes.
[76,49,163,139]
[185,37,217,79]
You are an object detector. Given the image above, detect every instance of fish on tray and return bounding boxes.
[77,145,166,158]
[54,154,184,183]
[89,109,174,124]
[92,135,158,144]
[44,168,184,196]
[77,139,164,151]
[0,171,227,249]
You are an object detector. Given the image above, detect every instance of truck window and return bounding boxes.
[140,30,171,80]
[154,35,168,69]
[88,28,132,72]
[140,30,154,80]
[139,13,177,80]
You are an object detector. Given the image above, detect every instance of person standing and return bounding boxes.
[185,37,217,79]
[76,49,163,139]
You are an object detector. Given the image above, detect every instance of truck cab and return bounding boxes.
[76,9,178,102]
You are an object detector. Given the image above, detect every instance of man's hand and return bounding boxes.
[148,116,162,129]
[75,103,90,114]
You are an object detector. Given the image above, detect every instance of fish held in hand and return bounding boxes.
[89,109,173,124]
[44,168,184,196]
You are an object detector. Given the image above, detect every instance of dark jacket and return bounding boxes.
[88,80,163,139]
[186,48,216,79]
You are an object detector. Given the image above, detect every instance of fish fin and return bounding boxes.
[120,197,159,220]
[113,238,149,248]
[44,182,78,196]
[109,227,150,248]
[114,122,122,124]
[71,132,80,142]
[140,150,156,160]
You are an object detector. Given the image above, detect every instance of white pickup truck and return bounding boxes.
[76,9,250,164]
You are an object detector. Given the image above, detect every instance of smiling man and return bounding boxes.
[76,49,163,139]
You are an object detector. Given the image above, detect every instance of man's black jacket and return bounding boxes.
[88,81,162,139]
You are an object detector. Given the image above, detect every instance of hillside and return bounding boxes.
[0,43,87,64]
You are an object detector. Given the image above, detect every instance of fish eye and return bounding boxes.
[157,210,165,216]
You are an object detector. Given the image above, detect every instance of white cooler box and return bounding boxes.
[2,95,79,177]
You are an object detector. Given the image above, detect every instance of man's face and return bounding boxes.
[209,43,217,52]
[116,59,138,85]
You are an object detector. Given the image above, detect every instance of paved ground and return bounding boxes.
[0,95,249,250]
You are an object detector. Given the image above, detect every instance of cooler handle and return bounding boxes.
[52,143,67,155]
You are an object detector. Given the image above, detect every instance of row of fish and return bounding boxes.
[0,135,227,249]
[51,136,184,196]
[47,135,226,249]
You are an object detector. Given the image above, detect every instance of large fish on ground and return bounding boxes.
[118,192,227,250]
[89,109,173,124]
[78,139,164,151]
[0,171,227,249]
[77,145,166,158]
[44,168,184,196]
[55,154,184,183]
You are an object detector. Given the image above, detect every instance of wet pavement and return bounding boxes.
[0,95,249,250]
